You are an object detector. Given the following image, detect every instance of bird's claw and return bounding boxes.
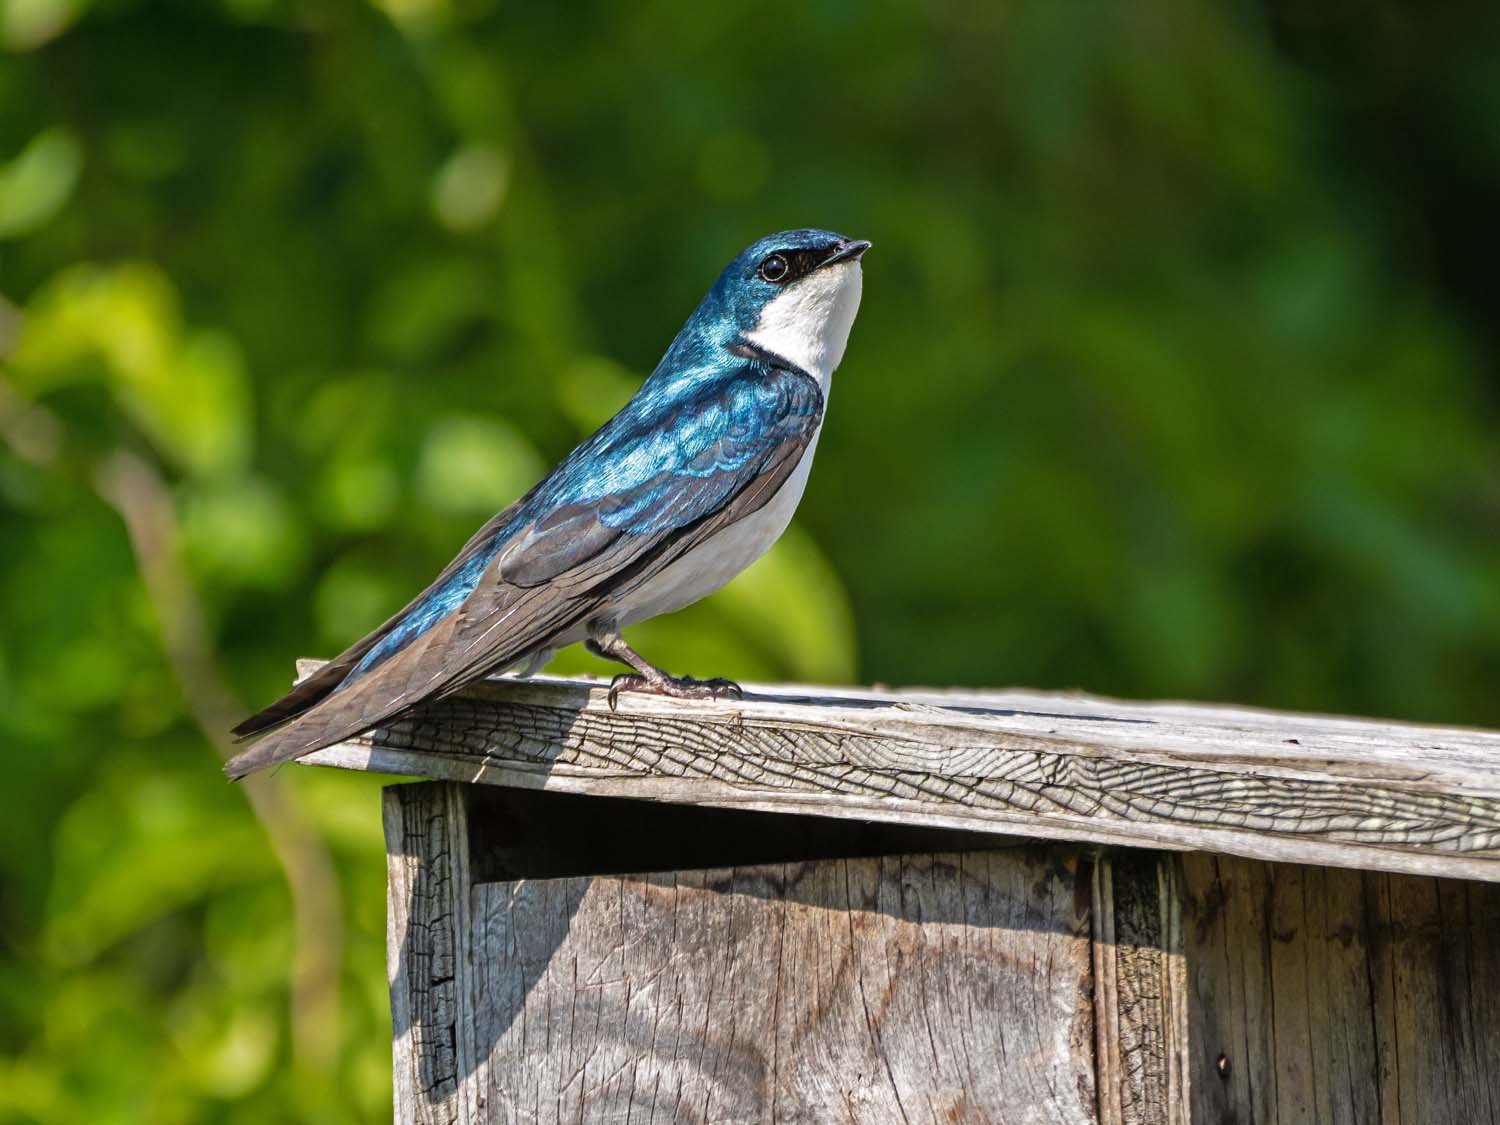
[607,673,743,712]
[607,674,647,711]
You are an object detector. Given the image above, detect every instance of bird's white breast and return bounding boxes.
[605,258,860,628]
[611,427,822,625]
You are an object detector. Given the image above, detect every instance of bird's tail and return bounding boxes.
[227,497,532,778]
[225,653,382,778]
[224,725,324,780]
[224,626,460,779]
[230,657,360,740]
[224,682,395,779]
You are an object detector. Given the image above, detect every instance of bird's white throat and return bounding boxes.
[612,259,862,629]
[744,260,863,389]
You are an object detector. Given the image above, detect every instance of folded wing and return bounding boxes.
[224,360,821,778]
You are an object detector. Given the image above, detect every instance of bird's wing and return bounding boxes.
[224,361,822,777]
[227,493,537,739]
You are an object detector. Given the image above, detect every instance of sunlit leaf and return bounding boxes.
[180,476,304,585]
[414,414,544,513]
[555,355,638,433]
[430,143,509,232]
[1,0,85,50]
[10,265,253,476]
[316,454,401,531]
[0,129,81,239]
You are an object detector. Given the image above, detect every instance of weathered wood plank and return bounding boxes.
[1374,873,1500,1125]
[1091,853,1189,1125]
[1181,853,1500,1124]
[304,666,1500,882]
[467,849,1097,1123]
[384,783,478,1125]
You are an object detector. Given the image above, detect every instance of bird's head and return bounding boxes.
[674,229,870,383]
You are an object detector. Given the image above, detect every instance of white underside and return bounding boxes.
[511,257,861,670]
[611,426,822,625]
[610,259,860,627]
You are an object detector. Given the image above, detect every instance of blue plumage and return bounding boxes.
[345,232,845,683]
[346,552,489,680]
[226,227,867,778]
[348,360,821,680]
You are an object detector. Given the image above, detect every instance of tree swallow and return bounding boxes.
[226,229,869,778]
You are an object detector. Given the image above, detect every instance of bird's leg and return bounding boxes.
[585,629,742,711]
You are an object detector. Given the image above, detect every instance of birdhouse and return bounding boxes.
[298,663,1500,1124]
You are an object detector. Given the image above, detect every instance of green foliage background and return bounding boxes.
[2,1,1498,1120]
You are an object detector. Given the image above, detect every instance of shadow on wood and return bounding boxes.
[462,784,1028,883]
[386,782,1129,1124]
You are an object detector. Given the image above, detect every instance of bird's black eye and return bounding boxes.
[758,254,789,282]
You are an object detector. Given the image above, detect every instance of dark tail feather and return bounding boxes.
[224,715,349,779]
[229,498,533,755]
[224,678,420,779]
[224,731,304,779]
[225,683,388,778]
[230,500,532,744]
[224,640,439,779]
[227,647,402,778]
[230,657,362,739]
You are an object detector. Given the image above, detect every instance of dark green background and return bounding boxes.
[2,1,1497,1119]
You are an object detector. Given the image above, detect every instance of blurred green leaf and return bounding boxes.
[45,769,271,966]
[317,455,401,531]
[430,143,509,232]
[0,0,84,50]
[414,414,544,513]
[555,355,638,433]
[0,129,81,239]
[180,476,304,586]
[11,265,252,476]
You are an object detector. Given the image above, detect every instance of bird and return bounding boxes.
[224,228,869,779]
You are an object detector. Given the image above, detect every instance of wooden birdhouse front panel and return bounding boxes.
[469,851,1095,1122]
[383,782,1185,1124]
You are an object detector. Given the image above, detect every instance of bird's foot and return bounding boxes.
[607,672,743,712]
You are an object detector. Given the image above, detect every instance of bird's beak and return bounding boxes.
[822,238,872,267]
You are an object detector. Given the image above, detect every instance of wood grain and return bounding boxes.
[1181,853,1500,1124]
[385,783,478,1125]
[1091,854,1189,1125]
[303,666,1500,882]
[383,783,1500,1124]
[466,849,1097,1123]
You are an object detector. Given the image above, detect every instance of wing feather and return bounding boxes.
[228,494,535,738]
[225,363,821,777]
